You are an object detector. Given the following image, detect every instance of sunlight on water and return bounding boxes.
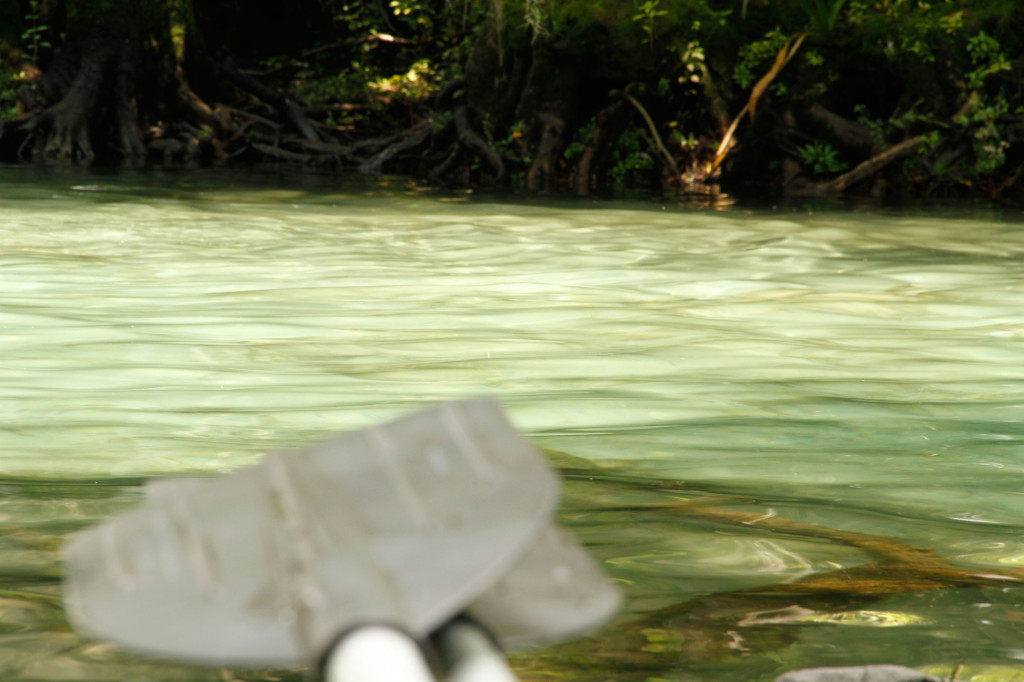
[3,169,1024,680]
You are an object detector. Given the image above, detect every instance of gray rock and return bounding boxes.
[774,665,944,682]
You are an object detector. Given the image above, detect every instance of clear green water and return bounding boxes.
[3,167,1024,680]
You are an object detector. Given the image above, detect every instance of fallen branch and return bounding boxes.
[792,91,985,197]
[795,135,927,196]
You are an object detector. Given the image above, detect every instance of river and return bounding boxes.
[2,167,1024,681]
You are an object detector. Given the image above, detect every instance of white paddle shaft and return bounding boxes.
[324,626,435,682]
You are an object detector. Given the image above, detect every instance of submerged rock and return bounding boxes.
[774,665,943,682]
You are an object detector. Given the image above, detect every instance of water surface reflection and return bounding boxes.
[2,169,1024,680]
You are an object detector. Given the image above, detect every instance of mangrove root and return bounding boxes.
[358,119,431,175]
[453,105,505,183]
[220,59,320,143]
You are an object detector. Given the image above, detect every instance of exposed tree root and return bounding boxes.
[453,105,505,183]
[358,119,431,174]
[420,78,507,185]
[526,112,565,192]
[32,47,113,161]
[251,141,312,163]
[219,59,320,143]
[429,144,463,182]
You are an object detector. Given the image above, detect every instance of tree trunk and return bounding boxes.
[518,41,582,192]
[24,0,147,161]
[573,99,629,195]
[36,40,113,160]
[5,0,223,164]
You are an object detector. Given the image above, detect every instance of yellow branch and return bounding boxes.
[712,33,806,173]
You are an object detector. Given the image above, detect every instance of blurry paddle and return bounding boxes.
[64,399,620,680]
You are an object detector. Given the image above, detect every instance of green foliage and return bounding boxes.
[0,71,20,119]
[487,119,528,161]
[288,0,465,120]
[938,9,965,34]
[733,29,789,88]
[678,39,705,84]
[295,67,373,106]
[370,58,440,99]
[668,122,698,150]
[853,104,888,149]
[333,2,381,36]
[790,0,849,33]
[797,141,848,175]
[324,107,370,130]
[956,95,1010,175]
[611,123,655,187]
[965,30,1011,90]
[633,0,669,48]
[20,0,49,62]
[839,0,1014,68]
[498,0,726,69]
[563,119,595,162]
[430,110,453,135]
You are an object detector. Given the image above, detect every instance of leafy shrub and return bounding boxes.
[798,141,849,175]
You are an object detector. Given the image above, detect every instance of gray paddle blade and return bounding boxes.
[64,399,559,666]
[466,525,621,649]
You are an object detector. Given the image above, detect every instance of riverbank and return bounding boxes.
[0,1,1022,203]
